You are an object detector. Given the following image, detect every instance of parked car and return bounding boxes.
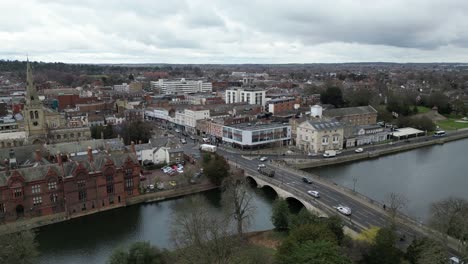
[302,177,313,184]
[307,190,320,198]
[169,180,177,186]
[336,205,352,216]
[148,184,155,192]
[177,167,184,173]
[175,129,180,133]
[355,148,364,153]
[181,138,187,144]
[259,156,268,162]
[258,164,266,168]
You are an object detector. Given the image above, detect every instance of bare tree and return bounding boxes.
[429,197,468,250]
[221,173,256,239]
[385,192,408,225]
[170,195,239,264]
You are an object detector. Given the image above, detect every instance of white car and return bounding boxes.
[177,167,184,173]
[355,148,364,153]
[307,190,320,198]
[259,156,268,162]
[258,164,266,168]
[336,205,352,216]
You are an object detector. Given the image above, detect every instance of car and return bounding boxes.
[355,148,364,153]
[258,164,266,168]
[259,156,268,162]
[336,205,352,216]
[169,180,177,186]
[167,170,176,176]
[156,182,165,190]
[177,167,184,173]
[302,177,313,184]
[175,129,180,133]
[181,138,187,144]
[172,165,178,170]
[162,167,172,173]
[190,135,195,140]
[148,184,155,191]
[307,190,320,198]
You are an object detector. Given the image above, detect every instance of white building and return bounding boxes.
[144,108,174,123]
[225,88,266,106]
[151,79,212,95]
[296,119,344,154]
[222,123,291,148]
[175,109,210,133]
[113,83,130,92]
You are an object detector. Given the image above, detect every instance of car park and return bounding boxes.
[336,205,352,216]
[355,148,364,153]
[307,190,320,198]
[259,156,268,162]
[302,177,313,184]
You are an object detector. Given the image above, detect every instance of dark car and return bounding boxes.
[302,177,313,184]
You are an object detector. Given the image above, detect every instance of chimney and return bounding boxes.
[87,146,93,163]
[130,141,136,155]
[35,149,42,162]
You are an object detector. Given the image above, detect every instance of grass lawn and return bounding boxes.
[436,118,468,131]
[416,106,431,113]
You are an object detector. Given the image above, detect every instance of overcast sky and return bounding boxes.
[2,0,468,64]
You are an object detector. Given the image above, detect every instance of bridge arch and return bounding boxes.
[285,196,305,213]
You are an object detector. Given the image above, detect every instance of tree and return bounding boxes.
[356,226,380,245]
[107,241,170,264]
[289,208,320,230]
[221,175,256,238]
[385,192,408,225]
[121,121,152,145]
[277,240,351,264]
[0,229,39,264]
[427,92,451,114]
[361,227,402,264]
[202,153,230,185]
[320,86,344,107]
[405,238,447,264]
[271,198,290,230]
[347,89,374,107]
[429,197,468,246]
[323,215,345,245]
[170,195,239,264]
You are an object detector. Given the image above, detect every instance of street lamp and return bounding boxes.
[352,176,358,192]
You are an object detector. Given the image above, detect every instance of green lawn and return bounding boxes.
[416,106,431,113]
[436,118,468,131]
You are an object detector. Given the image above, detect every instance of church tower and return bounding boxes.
[23,60,47,144]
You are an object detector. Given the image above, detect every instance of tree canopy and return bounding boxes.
[0,230,39,264]
[108,241,170,264]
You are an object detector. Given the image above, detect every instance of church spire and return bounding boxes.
[26,59,39,105]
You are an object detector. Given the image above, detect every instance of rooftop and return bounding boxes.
[227,122,290,131]
[306,119,343,131]
[324,105,377,117]
[392,127,425,137]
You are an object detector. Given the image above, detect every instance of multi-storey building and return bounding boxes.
[296,119,344,154]
[323,105,378,126]
[225,88,266,107]
[0,147,140,222]
[222,122,291,148]
[174,108,210,134]
[267,97,296,114]
[151,79,212,95]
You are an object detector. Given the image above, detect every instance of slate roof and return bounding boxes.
[323,105,377,118]
[306,119,343,131]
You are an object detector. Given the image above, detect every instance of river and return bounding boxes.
[309,138,468,221]
[36,138,468,263]
[36,186,277,264]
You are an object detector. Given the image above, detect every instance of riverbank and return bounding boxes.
[0,183,218,236]
[289,129,468,169]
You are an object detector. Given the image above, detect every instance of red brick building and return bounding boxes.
[0,148,140,222]
[267,97,297,114]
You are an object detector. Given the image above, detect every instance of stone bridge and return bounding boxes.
[245,172,329,218]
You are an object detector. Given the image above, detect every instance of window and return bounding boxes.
[77,180,86,188]
[321,137,329,145]
[78,190,87,201]
[50,193,58,203]
[33,196,42,206]
[125,178,133,195]
[48,181,57,190]
[31,184,41,194]
[126,168,133,176]
[14,188,22,198]
[0,203,5,213]
[332,136,340,143]
[30,111,34,119]
[107,184,114,194]
[35,111,39,119]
